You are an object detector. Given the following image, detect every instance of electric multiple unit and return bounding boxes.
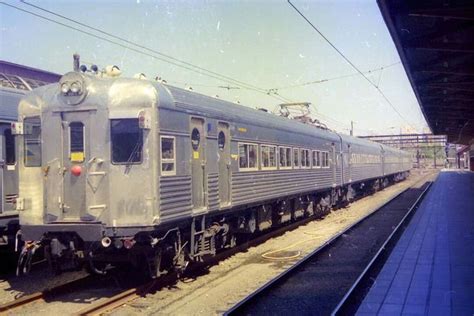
[0,83,21,250]
[15,71,411,276]
[0,64,60,257]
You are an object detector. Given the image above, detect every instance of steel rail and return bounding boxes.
[0,276,94,312]
[73,279,160,316]
[25,175,428,316]
[331,179,434,315]
[224,174,434,315]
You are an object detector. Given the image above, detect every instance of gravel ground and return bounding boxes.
[0,266,128,315]
[0,264,88,305]
[108,169,437,316]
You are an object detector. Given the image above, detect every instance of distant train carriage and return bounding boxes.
[16,71,411,276]
[0,61,60,255]
[0,82,21,249]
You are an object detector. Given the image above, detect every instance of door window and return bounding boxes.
[70,122,84,162]
[24,117,41,167]
[4,128,15,165]
[218,131,225,150]
[191,128,200,151]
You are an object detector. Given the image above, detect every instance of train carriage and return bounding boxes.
[0,84,21,249]
[0,62,60,257]
[15,71,411,276]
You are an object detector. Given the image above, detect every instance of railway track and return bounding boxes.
[225,175,434,315]
[70,175,433,315]
[73,207,335,315]
[0,276,94,313]
[0,209,325,315]
[0,174,432,315]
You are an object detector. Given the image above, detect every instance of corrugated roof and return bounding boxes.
[378,0,474,144]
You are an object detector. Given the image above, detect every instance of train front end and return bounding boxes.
[16,72,159,273]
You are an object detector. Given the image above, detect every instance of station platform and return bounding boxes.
[357,170,474,316]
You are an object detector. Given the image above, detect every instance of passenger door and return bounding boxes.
[217,122,231,207]
[3,128,18,212]
[190,118,207,212]
[60,113,89,220]
[347,144,352,183]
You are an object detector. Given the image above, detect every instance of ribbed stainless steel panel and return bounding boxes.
[231,170,333,206]
[159,175,193,222]
[385,163,399,175]
[351,164,382,182]
[207,173,219,211]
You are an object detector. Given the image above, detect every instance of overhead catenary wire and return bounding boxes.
[1,2,291,104]
[4,1,396,133]
[19,0,268,94]
[272,61,401,91]
[287,0,417,130]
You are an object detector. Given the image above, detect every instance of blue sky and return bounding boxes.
[0,0,429,135]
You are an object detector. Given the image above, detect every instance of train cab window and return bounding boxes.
[69,122,84,162]
[261,145,276,169]
[161,136,176,175]
[293,148,300,167]
[312,150,321,168]
[111,119,143,164]
[301,149,310,168]
[24,117,41,167]
[238,143,258,171]
[4,129,15,165]
[279,147,292,169]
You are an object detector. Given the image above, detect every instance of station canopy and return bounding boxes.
[378,0,474,144]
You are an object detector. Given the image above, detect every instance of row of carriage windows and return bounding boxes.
[20,118,403,176]
[238,143,330,171]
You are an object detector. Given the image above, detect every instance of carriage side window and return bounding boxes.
[238,143,258,170]
[261,145,276,169]
[4,129,15,165]
[322,151,330,168]
[279,146,292,169]
[161,136,176,176]
[111,119,143,164]
[312,150,321,168]
[293,148,300,167]
[301,149,310,168]
[24,117,41,167]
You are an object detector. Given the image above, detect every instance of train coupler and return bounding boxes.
[16,240,41,276]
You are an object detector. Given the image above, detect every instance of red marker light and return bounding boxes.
[123,238,136,249]
[71,165,82,176]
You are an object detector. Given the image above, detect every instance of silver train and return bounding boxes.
[0,80,21,250]
[0,65,60,258]
[16,71,411,276]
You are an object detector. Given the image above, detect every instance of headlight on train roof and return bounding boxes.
[61,82,70,94]
[58,72,87,105]
[70,81,81,94]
